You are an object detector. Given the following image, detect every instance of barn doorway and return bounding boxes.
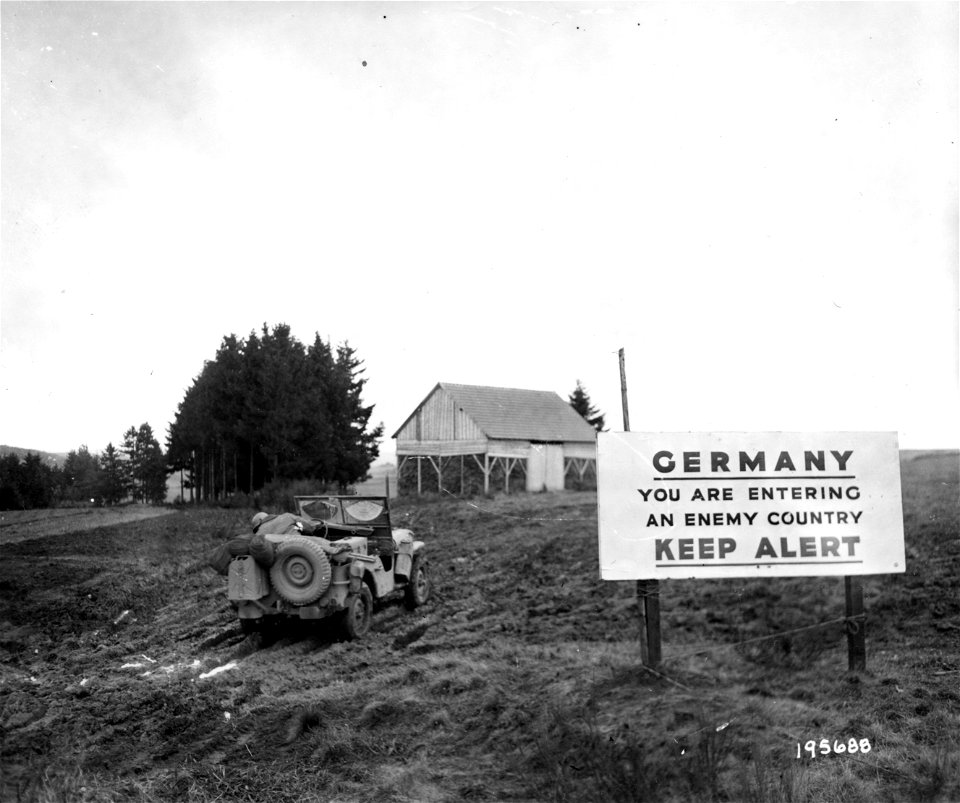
[527,443,564,491]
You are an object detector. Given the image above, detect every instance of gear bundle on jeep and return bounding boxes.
[222,496,430,640]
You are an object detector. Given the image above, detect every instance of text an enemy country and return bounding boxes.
[681,510,863,526]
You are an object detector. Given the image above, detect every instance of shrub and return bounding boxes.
[255,479,332,513]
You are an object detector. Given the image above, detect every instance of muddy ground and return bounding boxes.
[0,452,957,802]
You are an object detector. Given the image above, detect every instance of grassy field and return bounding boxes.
[0,451,957,802]
[0,506,174,547]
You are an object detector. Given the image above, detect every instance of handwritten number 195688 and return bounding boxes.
[797,738,872,758]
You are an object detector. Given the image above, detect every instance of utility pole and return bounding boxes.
[619,348,662,667]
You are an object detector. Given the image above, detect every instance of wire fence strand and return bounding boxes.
[421,485,865,664]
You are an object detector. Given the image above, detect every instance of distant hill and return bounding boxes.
[0,445,69,468]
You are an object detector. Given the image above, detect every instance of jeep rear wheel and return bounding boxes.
[404,554,430,610]
[341,586,373,640]
[269,537,332,605]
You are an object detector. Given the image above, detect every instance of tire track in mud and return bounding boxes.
[144,592,453,773]
[0,508,255,797]
[0,496,788,796]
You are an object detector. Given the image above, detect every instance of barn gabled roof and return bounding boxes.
[393,382,597,442]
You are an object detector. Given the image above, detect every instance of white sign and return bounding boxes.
[597,432,905,580]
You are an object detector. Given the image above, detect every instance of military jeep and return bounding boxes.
[227,495,429,640]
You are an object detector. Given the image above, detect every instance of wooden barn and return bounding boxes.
[393,383,598,496]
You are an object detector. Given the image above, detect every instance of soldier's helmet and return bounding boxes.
[251,512,270,529]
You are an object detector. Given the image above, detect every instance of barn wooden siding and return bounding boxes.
[394,383,597,496]
[394,386,485,445]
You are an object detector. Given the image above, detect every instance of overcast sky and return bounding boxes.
[2,1,957,460]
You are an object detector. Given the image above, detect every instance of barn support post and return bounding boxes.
[426,456,442,494]
[470,454,492,495]
[621,347,662,668]
[564,458,592,484]
[417,457,422,496]
[507,457,525,494]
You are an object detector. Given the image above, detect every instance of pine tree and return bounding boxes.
[140,431,168,504]
[257,324,311,482]
[327,342,383,490]
[167,325,383,497]
[123,424,167,503]
[568,380,606,432]
[63,446,101,503]
[121,426,141,500]
[98,443,127,505]
[0,453,23,509]
[18,453,54,508]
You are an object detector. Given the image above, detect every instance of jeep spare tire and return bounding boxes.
[269,536,332,605]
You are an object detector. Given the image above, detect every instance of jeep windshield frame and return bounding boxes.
[295,496,394,553]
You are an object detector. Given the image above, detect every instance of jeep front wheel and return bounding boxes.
[341,586,373,640]
[404,555,430,610]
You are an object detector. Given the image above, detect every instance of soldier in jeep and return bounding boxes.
[251,511,322,535]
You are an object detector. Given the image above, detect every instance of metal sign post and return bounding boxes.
[845,575,866,671]
[619,348,662,668]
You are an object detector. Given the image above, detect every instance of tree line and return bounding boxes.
[0,423,167,510]
[166,324,383,502]
[3,325,383,510]
[4,330,595,511]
